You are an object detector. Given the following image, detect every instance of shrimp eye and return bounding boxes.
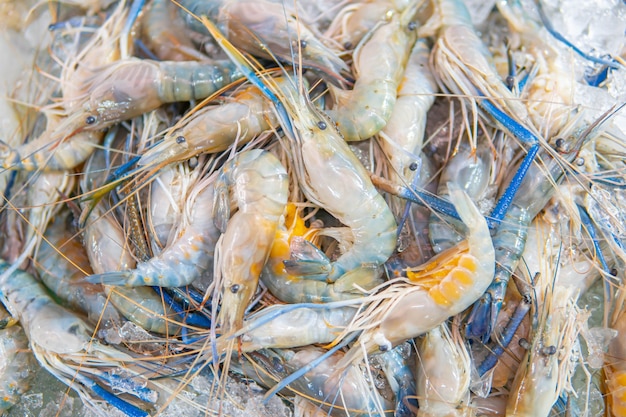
[317,121,327,130]
[554,138,566,152]
[408,21,417,31]
[505,75,515,88]
[300,40,308,49]
[188,157,198,169]
[611,268,618,276]
[85,115,96,125]
[230,284,240,293]
[379,344,389,352]
[575,157,585,166]
[176,136,186,144]
[409,162,418,171]
[541,345,557,356]
[518,338,530,349]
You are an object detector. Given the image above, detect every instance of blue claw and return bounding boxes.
[489,143,539,226]
[80,376,149,417]
[465,293,495,342]
[477,296,531,376]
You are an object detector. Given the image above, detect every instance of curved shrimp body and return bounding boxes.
[416,323,472,417]
[241,347,394,416]
[277,83,397,282]
[327,5,418,141]
[180,0,348,81]
[138,78,286,168]
[429,140,494,253]
[341,184,494,356]
[607,307,626,416]
[36,214,122,328]
[88,177,221,288]
[378,39,437,189]
[74,58,245,132]
[261,204,384,303]
[140,0,207,61]
[215,149,288,332]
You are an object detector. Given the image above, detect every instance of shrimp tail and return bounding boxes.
[283,237,332,279]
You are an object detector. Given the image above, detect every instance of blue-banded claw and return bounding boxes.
[465,292,495,343]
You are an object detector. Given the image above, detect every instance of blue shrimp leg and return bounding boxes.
[535,0,621,70]
[78,376,149,417]
[261,331,360,402]
[477,294,531,376]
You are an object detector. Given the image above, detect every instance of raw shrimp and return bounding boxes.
[336,183,494,357]
[202,16,398,282]
[0,260,158,417]
[377,38,437,193]
[0,2,127,171]
[607,303,626,417]
[81,151,183,335]
[140,0,208,61]
[138,78,287,168]
[420,0,530,149]
[35,214,122,329]
[416,322,472,417]
[88,174,221,288]
[505,283,585,416]
[237,346,394,416]
[328,0,412,48]
[261,204,384,303]
[0,170,74,283]
[326,4,418,141]
[428,138,494,253]
[213,149,288,333]
[179,0,348,81]
[0,305,36,414]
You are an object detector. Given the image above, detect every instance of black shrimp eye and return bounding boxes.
[542,345,557,356]
[611,268,618,276]
[85,115,96,125]
[379,344,389,352]
[576,157,585,166]
[409,161,418,171]
[518,338,530,349]
[230,284,240,294]
[555,137,565,151]
[176,135,186,144]
[317,121,327,130]
[408,21,417,31]
[300,40,308,49]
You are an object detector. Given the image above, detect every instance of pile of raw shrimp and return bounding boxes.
[1,0,625,416]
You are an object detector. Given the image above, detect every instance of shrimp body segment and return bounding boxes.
[87,177,221,288]
[77,59,245,131]
[328,5,418,141]
[215,149,289,332]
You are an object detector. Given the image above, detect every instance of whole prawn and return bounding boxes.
[138,77,288,169]
[213,149,288,333]
[326,4,418,142]
[179,0,348,81]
